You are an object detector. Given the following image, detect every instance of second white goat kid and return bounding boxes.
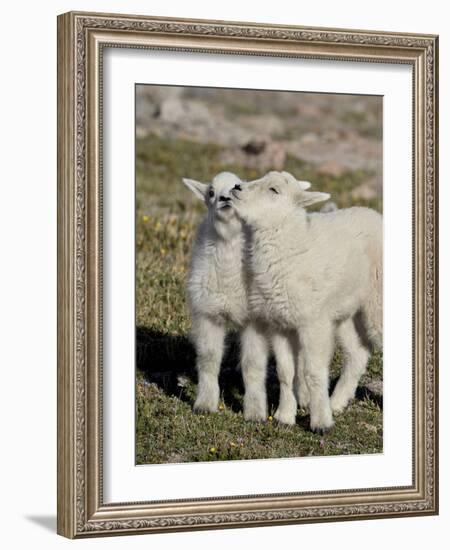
[232,171,382,433]
[183,171,312,424]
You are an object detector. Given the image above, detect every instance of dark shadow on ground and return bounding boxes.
[136,326,382,414]
[355,384,383,409]
[329,376,383,409]
[136,326,196,391]
[136,326,281,413]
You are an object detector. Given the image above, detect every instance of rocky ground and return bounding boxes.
[136,85,382,203]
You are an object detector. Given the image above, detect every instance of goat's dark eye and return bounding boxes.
[234,184,242,191]
[269,187,279,194]
[208,189,215,198]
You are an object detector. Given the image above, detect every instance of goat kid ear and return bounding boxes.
[182,178,208,201]
[296,180,312,191]
[280,171,311,190]
[295,190,331,208]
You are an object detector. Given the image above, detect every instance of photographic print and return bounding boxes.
[135,85,383,465]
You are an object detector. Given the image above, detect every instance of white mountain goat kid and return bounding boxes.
[183,171,312,423]
[231,171,382,433]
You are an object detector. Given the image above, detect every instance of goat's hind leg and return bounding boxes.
[192,317,226,413]
[330,317,369,414]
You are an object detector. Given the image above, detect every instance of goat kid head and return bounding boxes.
[232,171,329,227]
[183,171,243,239]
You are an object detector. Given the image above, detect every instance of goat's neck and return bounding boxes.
[211,217,242,244]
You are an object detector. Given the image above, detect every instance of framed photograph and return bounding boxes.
[57,11,439,538]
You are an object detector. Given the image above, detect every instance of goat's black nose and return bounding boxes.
[233,184,242,191]
[219,195,231,202]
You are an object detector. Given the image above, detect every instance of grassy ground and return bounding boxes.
[136,132,383,465]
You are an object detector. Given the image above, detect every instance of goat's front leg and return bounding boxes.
[241,323,269,422]
[300,320,334,434]
[191,317,226,413]
[272,332,298,425]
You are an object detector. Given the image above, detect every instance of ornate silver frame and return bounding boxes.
[57,11,439,538]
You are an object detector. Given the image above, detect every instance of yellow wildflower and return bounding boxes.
[142,215,150,223]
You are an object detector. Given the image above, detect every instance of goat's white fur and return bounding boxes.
[184,172,252,414]
[183,171,312,422]
[232,171,382,432]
